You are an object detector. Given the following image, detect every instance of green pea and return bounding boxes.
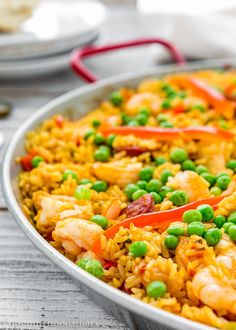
[155,156,167,166]
[160,121,174,128]
[200,172,216,187]
[106,134,116,147]
[92,180,108,192]
[216,175,231,190]
[178,91,187,99]
[181,160,196,171]
[227,211,236,224]
[161,84,176,97]
[132,189,147,201]
[160,169,173,184]
[226,159,236,171]
[159,186,174,199]
[213,215,226,228]
[183,209,203,223]
[146,281,167,299]
[92,119,101,128]
[219,119,229,130]
[129,241,148,257]
[156,114,168,123]
[170,190,189,206]
[76,258,89,270]
[196,165,208,174]
[90,215,108,229]
[139,107,150,116]
[94,145,111,162]
[150,192,162,204]
[191,104,206,112]
[124,184,139,200]
[121,113,131,125]
[31,156,44,168]
[161,99,171,109]
[216,172,229,179]
[84,259,104,278]
[228,225,236,241]
[139,166,154,181]
[62,170,78,183]
[170,148,188,164]
[167,225,185,236]
[197,204,214,222]
[94,133,105,145]
[137,180,148,190]
[136,113,148,126]
[146,179,162,193]
[222,222,234,234]
[79,178,91,185]
[127,120,140,127]
[187,222,205,236]
[164,234,179,249]
[74,185,91,201]
[204,228,222,246]
[110,91,123,106]
[210,186,222,196]
[84,129,95,140]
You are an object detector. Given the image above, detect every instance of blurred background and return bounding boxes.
[0,0,235,81]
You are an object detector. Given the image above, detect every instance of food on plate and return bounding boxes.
[18,70,236,329]
[0,0,38,32]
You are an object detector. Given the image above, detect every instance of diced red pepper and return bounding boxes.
[20,155,33,171]
[55,115,64,128]
[103,261,117,270]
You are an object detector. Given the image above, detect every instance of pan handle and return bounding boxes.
[70,38,186,83]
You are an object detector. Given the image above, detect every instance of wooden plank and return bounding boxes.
[0,211,129,330]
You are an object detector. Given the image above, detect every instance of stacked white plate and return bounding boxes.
[0,0,107,78]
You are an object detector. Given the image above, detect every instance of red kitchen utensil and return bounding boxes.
[70,38,186,83]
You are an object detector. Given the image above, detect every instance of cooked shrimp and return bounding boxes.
[37,194,93,229]
[92,161,142,187]
[125,92,161,115]
[192,236,236,315]
[168,170,210,202]
[198,142,233,175]
[52,218,104,257]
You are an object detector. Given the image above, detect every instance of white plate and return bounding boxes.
[0,0,106,60]
[0,32,107,79]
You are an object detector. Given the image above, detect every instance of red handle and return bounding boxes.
[70,38,186,83]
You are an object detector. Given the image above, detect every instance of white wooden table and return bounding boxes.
[0,5,167,330]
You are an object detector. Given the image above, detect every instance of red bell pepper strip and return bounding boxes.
[173,75,235,119]
[101,126,234,142]
[92,195,225,256]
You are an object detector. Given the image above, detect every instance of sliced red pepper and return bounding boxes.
[20,154,33,171]
[172,75,235,119]
[101,126,234,142]
[92,195,225,256]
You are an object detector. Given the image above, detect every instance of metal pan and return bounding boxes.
[2,38,235,330]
